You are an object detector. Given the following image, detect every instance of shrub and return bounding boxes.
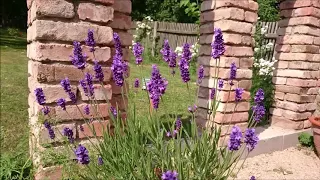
[298,133,314,148]
[34,28,265,179]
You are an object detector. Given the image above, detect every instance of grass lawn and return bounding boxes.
[0,29,198,156]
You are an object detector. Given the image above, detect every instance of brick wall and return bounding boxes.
[196,0,258,138]
[27,0,131,177]
[271,0,320,129]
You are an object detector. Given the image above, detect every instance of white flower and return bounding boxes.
[261,26,268,35]
[254,48,260,52]
[266,42,274,49]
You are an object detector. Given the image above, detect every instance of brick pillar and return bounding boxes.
[271,0,320,130]
[27,0,131,175]
[197,0,258,136]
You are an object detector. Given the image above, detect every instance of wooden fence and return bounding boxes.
[132,21,279,60]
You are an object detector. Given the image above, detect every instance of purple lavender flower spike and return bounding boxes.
[79,79,88,96]
[250,176,256,180]
[134,78,140,88]
[235,88,244,102]
[84,105,90,115]
[244,128,259,151]
[75,144,90,165]
[175,117,182,131]
[68,92,77,104]
[93,60,104,82]
[113,32,123,56]
[228,126,242,151]
[85,73,94,97]
[211,28,225,59]
[98,157,103,165]
[57,98,66,111]
[169,50,177,69]
[80,125,84,132]
[34,88,46,105]
[133,42,144,65]
[182,43,192,62]
[160,39,171,63]
[218,79,224,91]
[161,170,178,180]
[61,78,72,92]
[229,62,237,86]
[178,58,190,83]
[63,127,74,144]
[252,104,266,122]
[44,121,55,139]
[210,88,216,100]
[147,65,168,109]
[111,54,124,87]
[85,29,95,52]
[110,106,117,118]
[254,88,265,104]
[198,65,204,84]
[70,41,87,70]
[42,106,50,115]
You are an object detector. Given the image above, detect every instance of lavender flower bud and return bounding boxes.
[34,88,46,105]
[133,42,144,65]
[228,126,242,151]
[244,128,259,151]
[198,65,204,84]
[235,88,244,102]
[160,40,171,63]
[75,144,90,165]
[134,78,140,88]
[211,28,225,59]
[70,41,87,70]
[229,62,237,85]
[85,29,95,52]
[63,127,74,144]
[56,98,66,111]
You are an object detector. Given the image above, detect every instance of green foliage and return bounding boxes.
[257,0,280,22]
[0,153,33,180]
[7,28,21,37]
[298,133,314,148]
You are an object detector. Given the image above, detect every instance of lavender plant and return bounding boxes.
[34,28,264,180]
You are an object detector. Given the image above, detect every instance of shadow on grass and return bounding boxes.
[0,28,27,49]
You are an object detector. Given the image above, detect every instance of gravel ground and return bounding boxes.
[234,147,320,180]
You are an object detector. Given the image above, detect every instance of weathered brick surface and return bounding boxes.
[270,108,311,121]
[30,0,75,22]
[217,122,248,135]
[79,84,112,101]
[200,8,245,23]
[79,120,109,138]
[28,42,111,62]
[112,0,131,14]
[109,13,132,30]
[271,115,304,130]
[28,20,113,44]
[89,0,114,5]
[35,166,62,180]
[55,104,109,120]
[78,3,114,23]
[214,112,249,124]
[200,20,253,34]
[40,123,76,144]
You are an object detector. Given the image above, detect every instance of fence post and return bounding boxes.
[151,21,158,56]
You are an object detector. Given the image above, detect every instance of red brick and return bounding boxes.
[112,30,132,47]
[285,93,316,103]
[276,61,289,69]
[270,108,311,121]
[239,57,254,68]
[89,0,114,5]
[290,45,320,53]
[79,84,112,101]
[218,91,251,102]
[304,120,312,129]
[78,3,114,23]
[201,8,245,23]
[245,11,258,22]
[54,64,112,82]
[28,20,113,45]
[109,13,132,30]
[198,56,240,67]
[313,0,320,8]
[55,103,109,120]
[216,102,250,112]
[215,0,249,10]
[241,36,253,46]
[199,45,212,56]
[79,120,109,138]
[214,112,249,124]
[248,0,259,11]
[307,87,320,95]
[217,122,248,136]
[288,61,320,70]
[216,68,252,79]
[27,42,111,62]
[274,92,285,100]
[40,123,75,143]
[314,37,320,45]
[277,53,314,61]
[224,46,253,57]
[275,69,318,79]
[35,166,62,180]
[275,85,303,94]
[279,17,320,27]
[272,77,287,85]
[275,45,291,52]
[286,78,318,87]
[201,0,215,12]
[277,35,314,45]
[238,80,252,90]
[27,0,33,9]
[112,0,131,14]
[200,20,253,34]
[272,100,316,112]
[281,7,320,18]
[271,115,304,130]
[280,0,313,10]
[277,27,292,36]
[292,26,320,37]
[30,0,75,21]
[28,61,55,83]
[110,95,128,111]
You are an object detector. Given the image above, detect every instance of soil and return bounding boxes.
[233,147,320,180]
